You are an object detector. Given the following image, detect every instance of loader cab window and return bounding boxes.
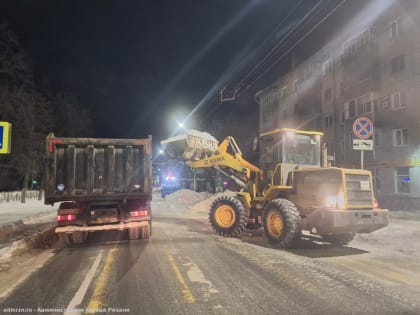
[282,133,321,166]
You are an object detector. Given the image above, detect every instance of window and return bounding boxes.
[324,88,332,102]
[391,55,405,74]
[323,59,332,75]
[391,91,406,110]
[374,128,382,146]
[395,167,410,194]
[281,86,288,98]
[371,169,381,192]
[342,28,375,59]
[346,95,372,117]
[293,79,300,92]
[324,115,333,129]
[393,128,408,146]
[389,18,400,38]
[340,110,345,124]
[349,100,356,117]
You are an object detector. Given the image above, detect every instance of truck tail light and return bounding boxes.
[57,214,76,222]
[130,209,149,217]
[373,198,380,209]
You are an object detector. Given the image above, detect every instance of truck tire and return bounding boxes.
[263,198,302,248]
[129,227,140,240]
[322,233,355,245]
[209,195,246,237]
[58,233,72,246]
[71,232,87,244]
[140,225,150,240]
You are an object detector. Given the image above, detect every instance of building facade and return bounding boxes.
[256,1,420,209]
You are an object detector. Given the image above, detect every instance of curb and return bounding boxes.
[0,210,56,241]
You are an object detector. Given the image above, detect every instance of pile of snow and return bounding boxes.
[188,190,236,213]
[0,200,55,225]
[165,189,211,206]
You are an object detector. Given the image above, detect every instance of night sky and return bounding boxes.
[1,0,312,143]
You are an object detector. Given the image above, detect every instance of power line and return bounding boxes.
[221,0,325,101]
[245,0,348,90]
[236,0,322,88]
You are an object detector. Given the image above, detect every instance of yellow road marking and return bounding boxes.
[167,254,196,304]
[86,247,119,313]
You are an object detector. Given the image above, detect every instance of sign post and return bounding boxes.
[352,117,374,169]
[0,122,12,154]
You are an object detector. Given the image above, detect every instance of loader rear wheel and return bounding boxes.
[322,233,355,245]
[209,195,246,237]
[263,198,302,248]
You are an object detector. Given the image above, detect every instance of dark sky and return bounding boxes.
[1,0,311,143]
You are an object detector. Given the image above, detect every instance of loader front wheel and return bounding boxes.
[263,198,302,248]
[209,195,246,237]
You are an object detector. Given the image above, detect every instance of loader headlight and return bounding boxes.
[324,192,345,209]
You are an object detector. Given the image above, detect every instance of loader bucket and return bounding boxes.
[161,129,219,161]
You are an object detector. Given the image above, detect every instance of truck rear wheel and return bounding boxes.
[58,233,72,246]
[129,227,139,240]
[322,233,355,245]
[71,232,88,244]
[209,195,246,237]
[263,198,302,248]
[140,225,150,240]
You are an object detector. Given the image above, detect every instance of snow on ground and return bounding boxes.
[165,189,211,206]
[188,190,236,213]
[0,199,55,225]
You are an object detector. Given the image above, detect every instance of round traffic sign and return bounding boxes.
[353,117,373,139]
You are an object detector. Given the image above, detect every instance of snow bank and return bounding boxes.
[0,200,55,225]
[188,190,236,213]
[165,189,211,206]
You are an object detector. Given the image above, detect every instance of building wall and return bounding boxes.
[256,0,420,209]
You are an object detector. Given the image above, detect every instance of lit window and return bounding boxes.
[395,167,410,194]
[393,128,408,146]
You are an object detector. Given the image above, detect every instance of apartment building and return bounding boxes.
[256,1,420,209]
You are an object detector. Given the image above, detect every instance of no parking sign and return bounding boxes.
[353,117,373,139]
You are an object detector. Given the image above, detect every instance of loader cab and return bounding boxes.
[259,128,323,186]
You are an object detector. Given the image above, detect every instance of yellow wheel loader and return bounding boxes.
[161,128,389,248]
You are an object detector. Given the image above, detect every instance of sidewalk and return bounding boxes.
[0,199,56,242]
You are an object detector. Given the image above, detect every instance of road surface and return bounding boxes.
[1,193,420,314]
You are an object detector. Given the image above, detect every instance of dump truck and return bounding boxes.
[161,128,389,247]
[45,134,152,245]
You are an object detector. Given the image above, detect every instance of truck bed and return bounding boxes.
[45,135,152,205]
